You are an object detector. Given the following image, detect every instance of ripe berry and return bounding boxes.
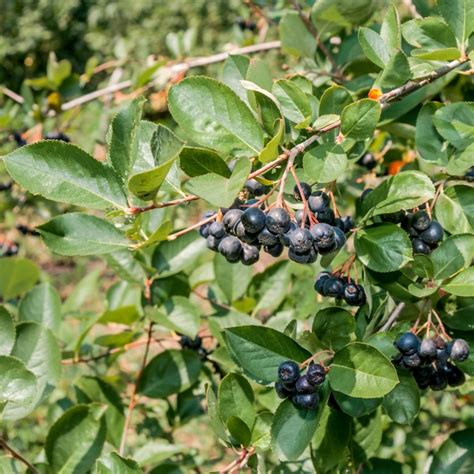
[323,277,345,298]
[419,338,437,359]
[278,360,300,384]
[436,346,450,362]
[295,375,315,394]
[206,235,221,251]
[333,227,346,250]
[341,216,354,233]
[218,236,242,262]
[403,353,422,368]
[244,179,268,197]
[266,208,291,234]
[315,207,335,225]
[449,339,470,362]
[308,191,330,213]
[241,243,260,265]
[264,242,284,257]
[179,335,202,350]
[293,182,312,201]
[412,210,431,232]
[293,392,319,410]
[241,207,266,233]
[223,209,243,233]
[357,153,377,170]
[395,332,420,355]
[314,272,331,294]
[287,228,313,253]
[412,366,434,386]
[275,381,295,399]
[306,364,326,385]
[257,227,279,246]
[310,223,335,250]
[421,221,444,245]
[412,238,431,255]
[343,283,366,306]
[446,364,466,387]
[295,210,310,227]
[429,370,447,391]
[209,222,225,238]
[288,247,317,264]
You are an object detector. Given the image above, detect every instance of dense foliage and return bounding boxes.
[1,0,474,472]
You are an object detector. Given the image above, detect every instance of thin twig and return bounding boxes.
[61,41,281,111]
[380,302,406,332]
[0,439,39,474]
[1,87,25,105]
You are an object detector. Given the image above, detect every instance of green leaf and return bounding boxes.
[412,47,461,61]
[19,283,61,335]
[227,416,252,447]
[137,350,202,398]
[3,322,61,420]
[442,297,474,331]
[328,342,399,398]
[416,103,448,166]
[402,17,458,51]
[206,385,228,442]
[152,231,207,278]
[222,54,250,104]
[382,371,420,424]
[272,79,312,125]
[218,373,255,430]
[45,404,107,474]
[436,186,474,235]
[319,85,353,116]
[147,296,200,338]
[429,428,474,474]
[99,282,142,326]
[437,0,474,48]
[0,355,37,407]
[332,391,381,417]
[168,76,264,157]
[95,452,141,474]
[128,124,184,200]
[433,102,474,150]
[185,157,251,208]
[303,144,347,183]
[358,28,390,67]
[380,4,401,54]
[0,306,15,356]
[38,213,129,256]
[279,11,316,58]
[432,234,474,280]
[75,376,125,448]
[361,171,435,218]
[0,257,40,300]
[259,118,284,163]
[442,267,474,297]
[352,410,383,463]
[379,50,411,88]
[106,97,145,182]
[341,99,381,140]
[3,142,127,210]
[214,253,252,303]
[105,250,146,284]
[135,221,172,249]
[271,399,317,461]
[448,144,474,175]
[312,307,356,350]
[355,223,412,272]
[271,383,329,461]
[179,147,230,177]
[224,326,311,385]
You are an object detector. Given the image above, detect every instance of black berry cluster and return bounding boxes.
[275,360,326,410]
[393,332,470,391]
[178,334,208,360]
[199,181,353,267]
[357,153,377,171]
[377,205,444,255]
[236,17,257,32]
[314,271,366,306]
[0,182,13,192]
[16,224,40,236]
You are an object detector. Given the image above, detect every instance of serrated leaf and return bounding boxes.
[224,326,310,385]
[442,267,474,296]
[137,350,202,398]
[168,76,264,157]
[355,223,413,272]
[436,186,474,235]
[95,452,141,474]
[303,144,347,183]
[312,307,356,350]
[382,371,420,424]
[341,99,381,140]
[273,79,312,124]
[45,404,107,474]
[0,355,37,407]
[179,147,230,177]
[38,213,129,256]
[3,142,127,210]
[319,85,352,116]
[279,11,316,58]
[358,28,390,68]
[437,0,474,48]
[402,17,458,50]
[433,102,474,150]
[380,4,401,54]
[107,97,145,182]
[379,50,411,88]
[432,234,474,280]
[328,342,399,398]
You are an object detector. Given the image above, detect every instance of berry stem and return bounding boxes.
[290,166,310,228]
[431,309,451,340]
[300,350,334,368]
[0,439,39,474]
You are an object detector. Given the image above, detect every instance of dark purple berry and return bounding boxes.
[218,236,242,262]
[306,363,326,385]
[241,207,266,234]
[412,238,431,255]
[240,243,259,265]
[395,332,420,355]
[295,375,315,394]
[264,242,284,257]
[266,208,291,234]
[308,191,329,213]
[293,182,312,201]
[421,221,444,245]
[323,277,345,298]
[310,223,335,250]
[209,222,226,238]
[449,339,470,362]
[293,392,319,410]
[412,210,431,232]
[278,360,300,384]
